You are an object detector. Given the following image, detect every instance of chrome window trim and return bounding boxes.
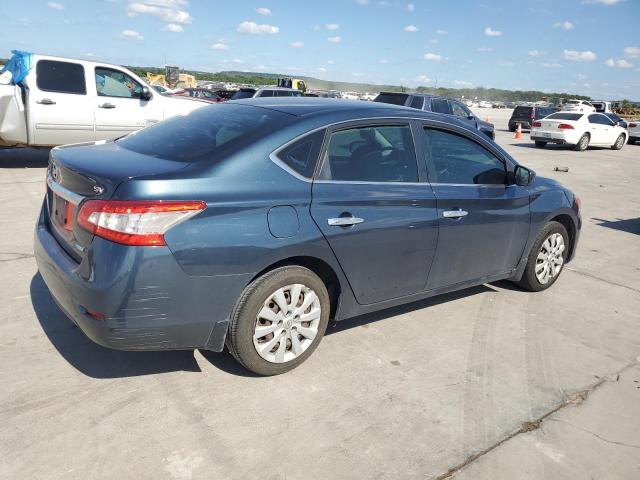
[313,180,427,186]
[47,173,85,205]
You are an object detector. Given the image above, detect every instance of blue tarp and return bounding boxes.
[0,50,34,84]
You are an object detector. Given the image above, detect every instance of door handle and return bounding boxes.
[36,98,56,105]
[443,210,469,219]
[99,103,116,109]
[328,217,364,227]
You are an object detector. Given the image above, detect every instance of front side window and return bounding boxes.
[431,98,450,114]
[425,128,506,185]
[36,60,86,95]
[451,101,470,118]
[276,130,325,178]
[588,114,613,126]
[318,125,418,183]
[95,67,144,98]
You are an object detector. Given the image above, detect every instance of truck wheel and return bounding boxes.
[227,266,330,376]
[516,221,569,292]
[534,141,547,148]
[574,133,589,151]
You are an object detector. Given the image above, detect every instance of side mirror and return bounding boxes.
[514,165,536,186]
[140,86,152,100]
[467,114,475,120]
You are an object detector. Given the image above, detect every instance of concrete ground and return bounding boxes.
[1,108,639,479]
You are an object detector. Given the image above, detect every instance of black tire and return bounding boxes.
[534,141,547,148]
[227,266,330,376]
[516,221,569,292]
[574,133,589,151]
[508,125,516,132]
[611,134,625,150]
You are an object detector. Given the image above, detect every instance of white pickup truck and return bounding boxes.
[0,53,207,147]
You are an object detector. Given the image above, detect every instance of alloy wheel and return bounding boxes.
[252,284,321,363]
[535,233,565,285]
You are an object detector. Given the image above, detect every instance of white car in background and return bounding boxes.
[530,111,628,151]
[478,100,492,108]
[562,99,596,113]
[627,120,640,144]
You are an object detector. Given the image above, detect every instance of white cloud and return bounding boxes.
[165,23,183,32]
[47,2,64,9]
[256,7,271,15]
[541,62,563,68]
[313,24,321,31]
[237,21,279,34]
[415,75,430,83]
[624,46,640,59]
[429,39,439,44]
[477,47,493,52]
[119,29,144,41]
[327,36,341,43]
[406,3,415,11]
[605,58,634,68]
[424,53,442,61]
[355,0,369,4]
[528,50,545,57]
[318,67,327,72]
[290,41,304,48]
[327,60,335,64]
[211,42,229,50]
[582,0,624,4]
[380,59,389,64]
[404,25,418,32]
[85,52,94,57]
[484,27,502,36]
[577,73,587,79]
[553,20,574,30]
[325,23,339,30]
[436,29,447,35]
[563,49,596,61]
[232,58,244,64]
[126,1,192,24]
[454,80,472,86]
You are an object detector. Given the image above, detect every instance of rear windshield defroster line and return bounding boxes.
[117,103,295,162]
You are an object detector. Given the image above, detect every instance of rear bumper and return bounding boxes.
[510,121,532,130]
[531,135,568,145]
[34,203,252,352]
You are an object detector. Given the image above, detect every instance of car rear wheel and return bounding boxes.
[516,221,569,292]
[574,133,589,151]
[534,141,547,148]
[227,266,330,376]
[611,134,625,150]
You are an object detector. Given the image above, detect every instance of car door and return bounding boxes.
[310,121,439,305]
[28,59,95,146]
[588,114,616,145]
[94,66,163,141]
[421,124,530,289]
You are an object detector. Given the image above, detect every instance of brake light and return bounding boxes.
[77,200,206,246]
[630,123,637,128]
[532,121,542,128]
[558,123,574,130]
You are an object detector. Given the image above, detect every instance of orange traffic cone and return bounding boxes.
[514,123,522,140]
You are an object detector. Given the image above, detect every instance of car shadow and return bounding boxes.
[0,147,50,168]
[30,273,201,379]
[592,217,640,236]
[510,143,610,151]
[325,284,497,335]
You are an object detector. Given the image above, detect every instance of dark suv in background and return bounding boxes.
[508,105,558,131]
[374,92,495,140]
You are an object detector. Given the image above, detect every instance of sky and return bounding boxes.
[1,0,639,99]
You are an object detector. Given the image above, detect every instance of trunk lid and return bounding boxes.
[46,141,190,262]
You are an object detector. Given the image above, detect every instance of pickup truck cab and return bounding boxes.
[0,53,206,147]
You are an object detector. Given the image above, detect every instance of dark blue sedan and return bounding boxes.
[35,99,581,375]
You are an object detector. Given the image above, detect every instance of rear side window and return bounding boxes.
[231,89,255,100]
[36,60,86,95]
[513,106,533,117]
[319,125,418,183]
[425,128,505,185]
[117,103,294,162]
[258,90,275,97]
[374,93,409,106]
[430,98,450,114]
[547,113,583,121]
[276,130,325,178]
[410,96,424,109]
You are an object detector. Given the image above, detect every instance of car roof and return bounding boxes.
[230,97,466,124]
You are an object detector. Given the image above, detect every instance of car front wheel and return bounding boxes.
[611,134,625,150]
[227,266,330,375]
[517,221,569,292]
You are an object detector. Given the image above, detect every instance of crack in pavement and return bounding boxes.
[548,418,640,450]
[0,252,35,263]
[565,267,640,294]
[433,360,640,480]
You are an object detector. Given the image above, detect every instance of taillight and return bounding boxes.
[558,123,574,130]
[77,200,206,246]
[630,123,637,128]
[532,121,542,128]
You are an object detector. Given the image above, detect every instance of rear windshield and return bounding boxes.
[231,89,256,100]
[117,104,294,162]
[512,106,533,117]
[374,93,409,106]
[547,113,583,121]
